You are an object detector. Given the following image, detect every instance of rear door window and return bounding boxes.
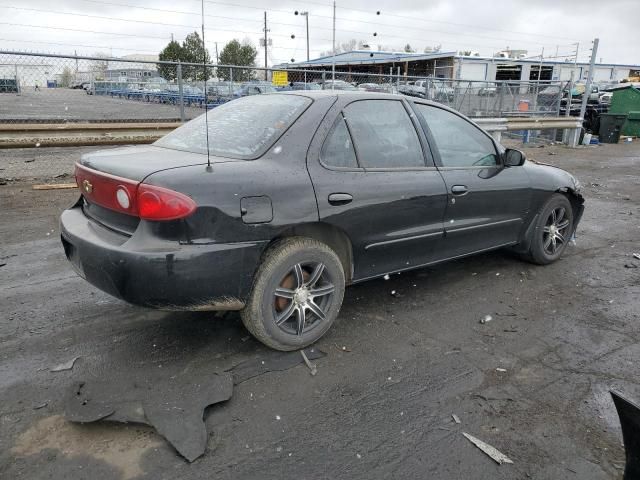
[321,115,358,168]
[343,100,425,169]
[154,94,311,159]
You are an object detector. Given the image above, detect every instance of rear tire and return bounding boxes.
[241,237,345,351]
[524,194,574,265]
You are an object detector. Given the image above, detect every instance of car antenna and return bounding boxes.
[201,0,212,171]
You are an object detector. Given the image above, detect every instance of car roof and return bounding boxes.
[277,90,458,111]
[280,90,404,100]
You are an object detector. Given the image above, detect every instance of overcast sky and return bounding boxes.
[0,0,637,66]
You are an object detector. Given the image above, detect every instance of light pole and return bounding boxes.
[294,11,310,63]
[301,11,309,62]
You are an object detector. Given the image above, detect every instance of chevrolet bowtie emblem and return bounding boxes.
[82,179,93,194]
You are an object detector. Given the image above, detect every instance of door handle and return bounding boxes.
[451,185,469,196]
[328,193,353,206]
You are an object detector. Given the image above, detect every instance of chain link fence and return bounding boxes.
[0,50,568,181]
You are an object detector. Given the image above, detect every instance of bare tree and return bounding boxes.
[90,52,109,80]
[60,66,73,87]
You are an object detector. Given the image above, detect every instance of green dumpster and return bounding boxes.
[609,85,640,136]
[624,111,640,137]
[599,113,628,144]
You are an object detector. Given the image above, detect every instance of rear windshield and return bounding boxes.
[154,94,311,159]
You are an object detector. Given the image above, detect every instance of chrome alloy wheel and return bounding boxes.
[273,262,335,336]
[542,206,571,255]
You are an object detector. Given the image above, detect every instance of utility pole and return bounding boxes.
[264,11,269,81]
[578,38,599,123]
[214,42,219,64]
[331,0,336,85]
[537,47,544,82]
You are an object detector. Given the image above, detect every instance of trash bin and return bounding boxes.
[624,111,640,137]
[599,113,628,144]
[609,86,640,136]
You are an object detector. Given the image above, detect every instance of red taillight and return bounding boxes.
[137,184,196,221]
[74,163,196,221]
[75,163,138,216]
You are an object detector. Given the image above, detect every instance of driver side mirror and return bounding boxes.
[504,148,526,167]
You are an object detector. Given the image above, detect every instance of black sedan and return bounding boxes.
[60,91,584,351]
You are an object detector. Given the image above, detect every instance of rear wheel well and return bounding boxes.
[270,223,354,283]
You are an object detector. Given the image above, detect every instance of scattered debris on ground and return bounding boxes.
[62,348,326,462]
[462,432,514,465]
[300,350,318,376]
[50,356,80,372]
[65,374,233,462]
[452,414,461,424]
[32,183,77,190]
[227,348,325,384]
[480,315,493,324]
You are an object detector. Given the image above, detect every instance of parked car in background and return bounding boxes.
[234,82,277,96]
[357,83,389,93]
[61,92,584,351]
[411,79,455,102]
[207,84,235,97]
[320,80,359,91]
[478,83,498,96]
[291,82,321,90]
[536,85,562,109]
[599,92,613,104]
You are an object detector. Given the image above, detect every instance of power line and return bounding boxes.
[0,37,164,53]
[55,0,583,46]
[258,0,585,43]
[0,4,575,54]
[0,21,170,40]
[0,5,265,37]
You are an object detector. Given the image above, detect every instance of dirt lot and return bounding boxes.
[0,142,639,479]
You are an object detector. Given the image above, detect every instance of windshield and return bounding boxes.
[154,94,311,159]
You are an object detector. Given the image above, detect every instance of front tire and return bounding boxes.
[241,237,345,351]
[525,194,574,265]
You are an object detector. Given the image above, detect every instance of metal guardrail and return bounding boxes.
[475,117,582,142]
[0,117,582,149]
[0,122,180,148]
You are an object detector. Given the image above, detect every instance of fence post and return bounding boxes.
[229,67,233,96]
[396,66,400,90]
[15,64,20,95]
[322,71,326,89]
[563,71,575,146]
[177,62,185,122]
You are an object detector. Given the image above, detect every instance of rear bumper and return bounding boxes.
[60,206,266,311]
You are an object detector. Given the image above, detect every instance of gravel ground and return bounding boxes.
[0,142,639,479]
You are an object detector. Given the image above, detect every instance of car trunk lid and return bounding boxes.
[76,145,238,235]
[78,145,238,181]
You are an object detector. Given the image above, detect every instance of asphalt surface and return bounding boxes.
[0,89,202,121]
[1,142,639,479]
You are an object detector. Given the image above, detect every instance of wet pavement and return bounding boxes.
[1,142,639,479]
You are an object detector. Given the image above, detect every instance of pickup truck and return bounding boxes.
[400,79,454,102]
